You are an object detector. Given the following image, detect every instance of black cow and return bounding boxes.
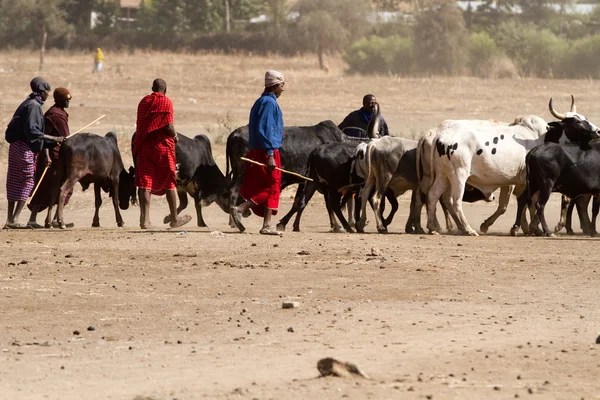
[56,132,135,229]
[162,133,229,228]
[225,120,365,229]
[512,141,600,237]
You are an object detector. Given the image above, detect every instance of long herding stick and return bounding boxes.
[65,114,106,139]
[28,115,107,205]
[240,156,313,182]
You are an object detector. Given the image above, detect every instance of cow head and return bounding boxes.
[549,95,600,143]
[118,166,137,210]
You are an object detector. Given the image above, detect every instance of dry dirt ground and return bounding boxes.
[0,52,600,400]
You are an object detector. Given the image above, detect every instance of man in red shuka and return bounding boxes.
[133,78,191,229]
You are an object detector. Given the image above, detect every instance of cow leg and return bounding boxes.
[92,183,102,228]
[44,205,53,229]
[323,189,342,232]
[329,190,353,233]
[277,184,304,232]
[404,191,417,234]
[111,180,125,227]
[290,181,320,232]
[413,188,426,234]
[346,195,355,228]
[576,195,592,235]
[534,185,553,236]
[480,186,513,234]
[510,189,530,236]
[384,190,399,229]
[426,175,449,235]
[440,199,455,233]
[194,196,208,228]
[356,176,375,233]
[446,171,478,236]
[164,190,188,224]
[590,196,599,237]
[554,195,570,234]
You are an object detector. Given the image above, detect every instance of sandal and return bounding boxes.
[51,221,74,229]
[230,206,246,232]
[260,227,282,236]
[26,222,44,229]
[169,214,192,228]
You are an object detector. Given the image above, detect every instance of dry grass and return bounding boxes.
[2,49,600,168]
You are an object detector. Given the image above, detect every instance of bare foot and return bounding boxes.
[169,214,192,228]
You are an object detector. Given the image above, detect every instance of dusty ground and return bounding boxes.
[0,52,600,399]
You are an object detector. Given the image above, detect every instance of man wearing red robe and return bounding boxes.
[133,78,191,229]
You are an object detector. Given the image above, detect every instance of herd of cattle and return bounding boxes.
[50,95,600,237]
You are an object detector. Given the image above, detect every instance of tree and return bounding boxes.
[413,2,469,75]
[293,0,370,70]
[0,0,73,71]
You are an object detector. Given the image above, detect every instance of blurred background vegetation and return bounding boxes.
[2,0,600,78]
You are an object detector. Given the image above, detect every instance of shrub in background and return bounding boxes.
[558,35,600,78]
[344,35,413,75]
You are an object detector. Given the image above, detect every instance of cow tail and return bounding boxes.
[416,135,425,185]
[225,135,232,181]
[428,134,441,193]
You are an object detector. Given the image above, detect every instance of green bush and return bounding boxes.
[558,35,600,78]
[468,31,500,77]
[344,35,413,75]
[413,4,469,75]
[492,21,567,77]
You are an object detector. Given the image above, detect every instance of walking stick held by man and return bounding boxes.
[28,115,107,205]
[240,156,313,182]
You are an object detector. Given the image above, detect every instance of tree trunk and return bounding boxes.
[224,0,231,32]
[39,28,48,73]
[317,47,329,72]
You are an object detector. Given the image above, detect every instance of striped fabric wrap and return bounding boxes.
[6,141,37,201]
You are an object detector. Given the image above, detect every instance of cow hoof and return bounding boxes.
[466,230,479,237]
[545,232,555,237]
[163,215,172,224]
[117,222,125,228]
[591,231,598,237]
[509,227,519,237]
[242,209,251,218]
[566,229,575,235]
[479,223,489,234]
[554,223,564,233]
[276,223,286,232]
[59,224,67,230]
[345,228,355,233]
[377,227,388,234]
[428,230,440,235]
[92,222,100,228]
[414,228,425,235]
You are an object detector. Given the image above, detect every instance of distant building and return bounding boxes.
[91,0,140,29]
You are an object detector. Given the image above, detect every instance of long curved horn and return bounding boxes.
[549,97,566,120]
[570,94,576,113]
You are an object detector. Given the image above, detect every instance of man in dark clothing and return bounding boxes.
[231,70,285,236]
[27,88,73,228]
[338,94,390,138]
[4,77,64,229]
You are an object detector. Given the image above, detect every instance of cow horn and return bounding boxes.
[548,97,566,120]
[570,94,576,113]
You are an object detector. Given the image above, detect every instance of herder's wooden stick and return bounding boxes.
[65,114,106,139]
[27,165,49,205]
[240,156,313,182]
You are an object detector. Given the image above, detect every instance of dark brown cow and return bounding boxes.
[55,132,135,229]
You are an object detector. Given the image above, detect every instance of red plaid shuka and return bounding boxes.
[240,149,282,217]
[133,92,176,196]
[6,141,37,201]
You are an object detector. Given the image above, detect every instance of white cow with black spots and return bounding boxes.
[425,96,600,236]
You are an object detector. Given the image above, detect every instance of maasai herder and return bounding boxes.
[231,70,285,236]
[338,94,389,138]
[27,88,73,229]
[133,78,191,229]
[4,77,65,229]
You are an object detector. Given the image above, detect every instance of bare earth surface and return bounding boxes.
[0,52,599,399]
